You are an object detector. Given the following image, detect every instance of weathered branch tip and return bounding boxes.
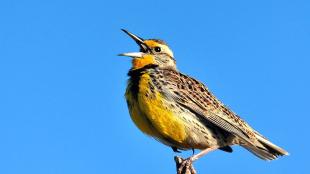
[174,156,197,174]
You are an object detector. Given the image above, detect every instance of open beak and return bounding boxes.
[119,29,151,58]
[118,52,144,58]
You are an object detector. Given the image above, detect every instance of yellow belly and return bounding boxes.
[125,73,187,145]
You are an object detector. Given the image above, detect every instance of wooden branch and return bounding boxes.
[174,156,197,174]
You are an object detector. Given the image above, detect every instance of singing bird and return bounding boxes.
[119,29,288,171]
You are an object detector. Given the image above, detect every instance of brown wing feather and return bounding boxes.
[151,68,258,146]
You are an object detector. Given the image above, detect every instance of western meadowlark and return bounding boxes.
[119,29,288,173]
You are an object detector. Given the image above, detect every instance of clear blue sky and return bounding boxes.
[0,0,309,173]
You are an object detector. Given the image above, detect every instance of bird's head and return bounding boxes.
[119,29,176,70]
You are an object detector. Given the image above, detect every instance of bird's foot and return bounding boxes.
[174,156,196,174]
[172,147,182,153]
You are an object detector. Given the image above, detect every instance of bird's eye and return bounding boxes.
[154,47,161,52]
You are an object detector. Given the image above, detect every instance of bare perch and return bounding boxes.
[174,156,197,174]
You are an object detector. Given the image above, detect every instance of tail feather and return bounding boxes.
[242,132,289,161]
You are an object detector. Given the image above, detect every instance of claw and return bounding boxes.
[172,147,182,153]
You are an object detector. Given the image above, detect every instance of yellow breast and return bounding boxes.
[125,73,187,144]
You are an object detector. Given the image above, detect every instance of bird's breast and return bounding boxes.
[125,72,187,145]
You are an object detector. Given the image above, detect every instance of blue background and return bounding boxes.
[0,0,309,173]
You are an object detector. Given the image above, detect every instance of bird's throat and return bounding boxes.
[132,55,155,70]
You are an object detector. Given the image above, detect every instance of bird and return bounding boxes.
[119,29,288,172]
